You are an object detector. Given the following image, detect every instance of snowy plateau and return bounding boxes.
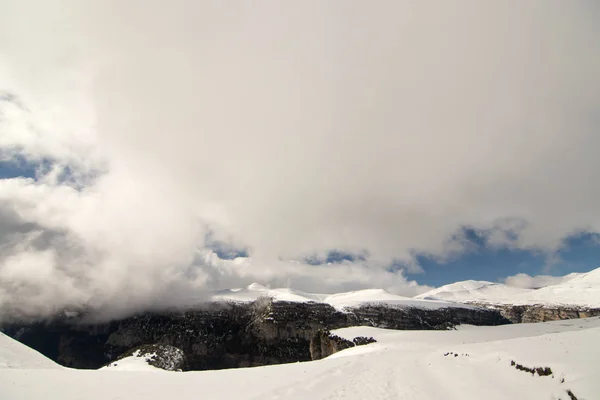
[1,267,600,399]
[2,318,599,399]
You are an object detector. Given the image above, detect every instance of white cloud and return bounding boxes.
[0,1,599,319]
[503,273,579,289]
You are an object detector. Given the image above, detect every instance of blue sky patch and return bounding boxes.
[0,154,49,180]
[304,249,369,265]
[406,230,600,286]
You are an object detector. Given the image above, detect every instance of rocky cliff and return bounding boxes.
[472,304,600,323]
[1,298,508,371]
[309,330,377,360]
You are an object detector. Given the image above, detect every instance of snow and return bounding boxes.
[213,283,327,303]
[2,269,599,399]
[0,332,60,370]
[101,350,162,372]
[415,266,600,307]
[414,280,532,303]
[2,317,599,399]
[214,269,600,310]
[322,288,459,310]
[213,283,465,311]
[213,268,600,309]
[521,267,600,306]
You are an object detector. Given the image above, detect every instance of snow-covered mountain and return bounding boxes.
[2,270,600,399]
[414,280,531,303]
[1,292,507,371]
[2,268,598,382]
[213,267,600,310]
[415,267,600,307]
[213,283,464,310]
[519,267,600,306]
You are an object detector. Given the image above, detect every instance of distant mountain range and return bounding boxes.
[211,267,600,309]
[415,267,600,307]
[1,267,599,372]
[212,282,464,310]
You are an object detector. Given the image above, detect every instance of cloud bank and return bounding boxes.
[0,1,599,320]
[503,273,580,290]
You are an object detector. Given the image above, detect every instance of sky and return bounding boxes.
[0,1,599,320]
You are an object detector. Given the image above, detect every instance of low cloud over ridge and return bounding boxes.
[503,273,580,290]
[0,1,599,319]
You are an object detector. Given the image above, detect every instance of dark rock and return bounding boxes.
[309,330,377,360]
[470,304,600,323]
[309,330,355,360]
[347,304,509,330]
[352,336,377,346]
[510,360,553,377]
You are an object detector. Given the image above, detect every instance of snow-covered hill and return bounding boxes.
[2,315,599,399]
[213,267,600,310]
[416,267,600,307]
[213,283,463,310]
[0,332,59,370]
[414,280,531,303]
[213,283,327,303]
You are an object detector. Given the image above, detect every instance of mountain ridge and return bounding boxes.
[414,267,600,307]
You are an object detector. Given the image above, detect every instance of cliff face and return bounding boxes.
[1,299,508,371]
[309,331,377,360]
[471,304,600,323]
[349,304,508,330]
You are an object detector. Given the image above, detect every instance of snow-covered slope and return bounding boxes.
[415,280,532,303]
[0,332,60,370]
[2,316,599,399]
[213,283,327,303]
[518,267,600,306]
[215,268,600,310]
[213,283,462,310]
[214,267,600,310]
[322,288,457,310]
[416,267,600,307]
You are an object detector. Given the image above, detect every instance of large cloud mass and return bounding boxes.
[0,1,599,320]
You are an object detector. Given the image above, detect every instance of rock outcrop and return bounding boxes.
[1,298,509,371]
[106,344,186,371]
[309,330,377,360]
[470,304,600,323]
[349,304,507,330]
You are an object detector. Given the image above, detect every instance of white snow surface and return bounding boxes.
[415,266,600,307]
[213,283,463,310]
[213,283,326,303]
[0,332,60,370]
[2,317,599,399]
[414,280,532,303]
[323,288,459,310]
